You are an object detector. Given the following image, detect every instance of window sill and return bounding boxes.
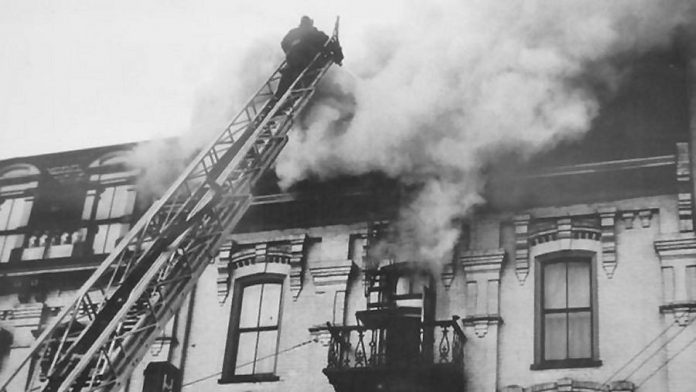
[530,359,602,370]
[218,374,280,384]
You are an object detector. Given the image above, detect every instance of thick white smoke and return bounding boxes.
[126,37,282,201]
[275,0,696,265]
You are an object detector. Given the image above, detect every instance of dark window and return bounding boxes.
[221,274,283,383]
[0,166,38,263]
[83,184,136,253]
[82,155,137,254]
[533,253,601,369]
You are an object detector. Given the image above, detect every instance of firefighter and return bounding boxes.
[274,16,343,102]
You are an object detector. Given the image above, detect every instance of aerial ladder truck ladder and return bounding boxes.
[1,20,341,392]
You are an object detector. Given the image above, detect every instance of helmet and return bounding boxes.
[300,15,314,27]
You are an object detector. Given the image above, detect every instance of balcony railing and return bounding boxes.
[325,317,465,370]
[10,229,88,262]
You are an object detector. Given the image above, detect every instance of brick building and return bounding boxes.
[1,49,696,392]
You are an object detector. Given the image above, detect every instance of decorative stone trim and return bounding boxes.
[676,142,694,233]
[527,213,618,276]
[309,259,354,294]
[599,207,618,278]
[461,315,503,338]
[459,249,506,274]
[216,234,310,303]
[528,218,601,246]
[216,242,234,304]
[514,215,531,284]
[308,325,332,347]
[459,249,505,338]
[638,210,653,228]
[620,209,655,230]
[47,164,86,184]
[311,258,353,325]
[654,234,696,325]
[659,302,696,326]
[654,235,696,255]
[621,211,635,229]
[288,235,309,301]
[501,378,634,392]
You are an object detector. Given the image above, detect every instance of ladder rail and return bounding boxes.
[1,18,341,392]
[65,42,339,392]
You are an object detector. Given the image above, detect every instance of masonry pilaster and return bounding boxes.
[459,249,505,392]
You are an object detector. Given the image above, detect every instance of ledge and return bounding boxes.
[461,314,503,325]
[654,233,696,256]
[0,257,105,277]
[218,374,280,384]
[659,301,696,312]
[530,358,603,370]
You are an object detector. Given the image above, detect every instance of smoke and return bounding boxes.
[126,37,282,201]
[275,0,696,265]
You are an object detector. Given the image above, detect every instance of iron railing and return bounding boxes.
[326,317,465,370]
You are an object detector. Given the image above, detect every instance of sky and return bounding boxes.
[2,0,694,264]
[0,0,402,160]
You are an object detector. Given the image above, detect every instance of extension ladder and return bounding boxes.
[1,19,341,392]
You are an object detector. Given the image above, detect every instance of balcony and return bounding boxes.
[14,229,89,262]
[1,229,98,282]
[323,316,466,392]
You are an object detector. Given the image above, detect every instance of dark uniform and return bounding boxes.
[275,16,343,101]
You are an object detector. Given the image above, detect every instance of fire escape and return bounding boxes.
[323,225,466,392]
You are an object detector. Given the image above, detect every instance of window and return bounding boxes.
[367,263,432,312]
[533,253,600,369]
[83,154,137,254]
[0,165,38,263]
[687,265,696,301]
[221,274,284,383]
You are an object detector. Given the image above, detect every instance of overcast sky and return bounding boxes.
[0,0,401,160]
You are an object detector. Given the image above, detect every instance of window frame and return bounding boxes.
[82,157,138,255]
[532,250,602,370]
[0,165,39,263]
[220,273,285,384]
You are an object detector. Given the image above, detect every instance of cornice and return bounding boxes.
[458,249,506,274]
[654,234,696,257]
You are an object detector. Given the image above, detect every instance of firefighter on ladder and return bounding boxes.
[274,16,343,104]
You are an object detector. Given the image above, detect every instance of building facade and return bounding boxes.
[1,51,696,391]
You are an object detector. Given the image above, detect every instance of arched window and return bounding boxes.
[533,251,601,369]
[221,273,284,383]
[0,164,39,263]
[82,153,138,254]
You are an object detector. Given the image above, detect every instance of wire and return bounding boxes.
[636,332,696,388]
[181,338,316,388]
[603,314,695,387]
[600,321,676,385]
[620,316,694,382]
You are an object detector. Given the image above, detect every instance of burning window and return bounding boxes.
[0,164,39,263]
[221,274,284,383]
[533,253,600,369]
[363,262,435,323]
[82,153,137,254]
